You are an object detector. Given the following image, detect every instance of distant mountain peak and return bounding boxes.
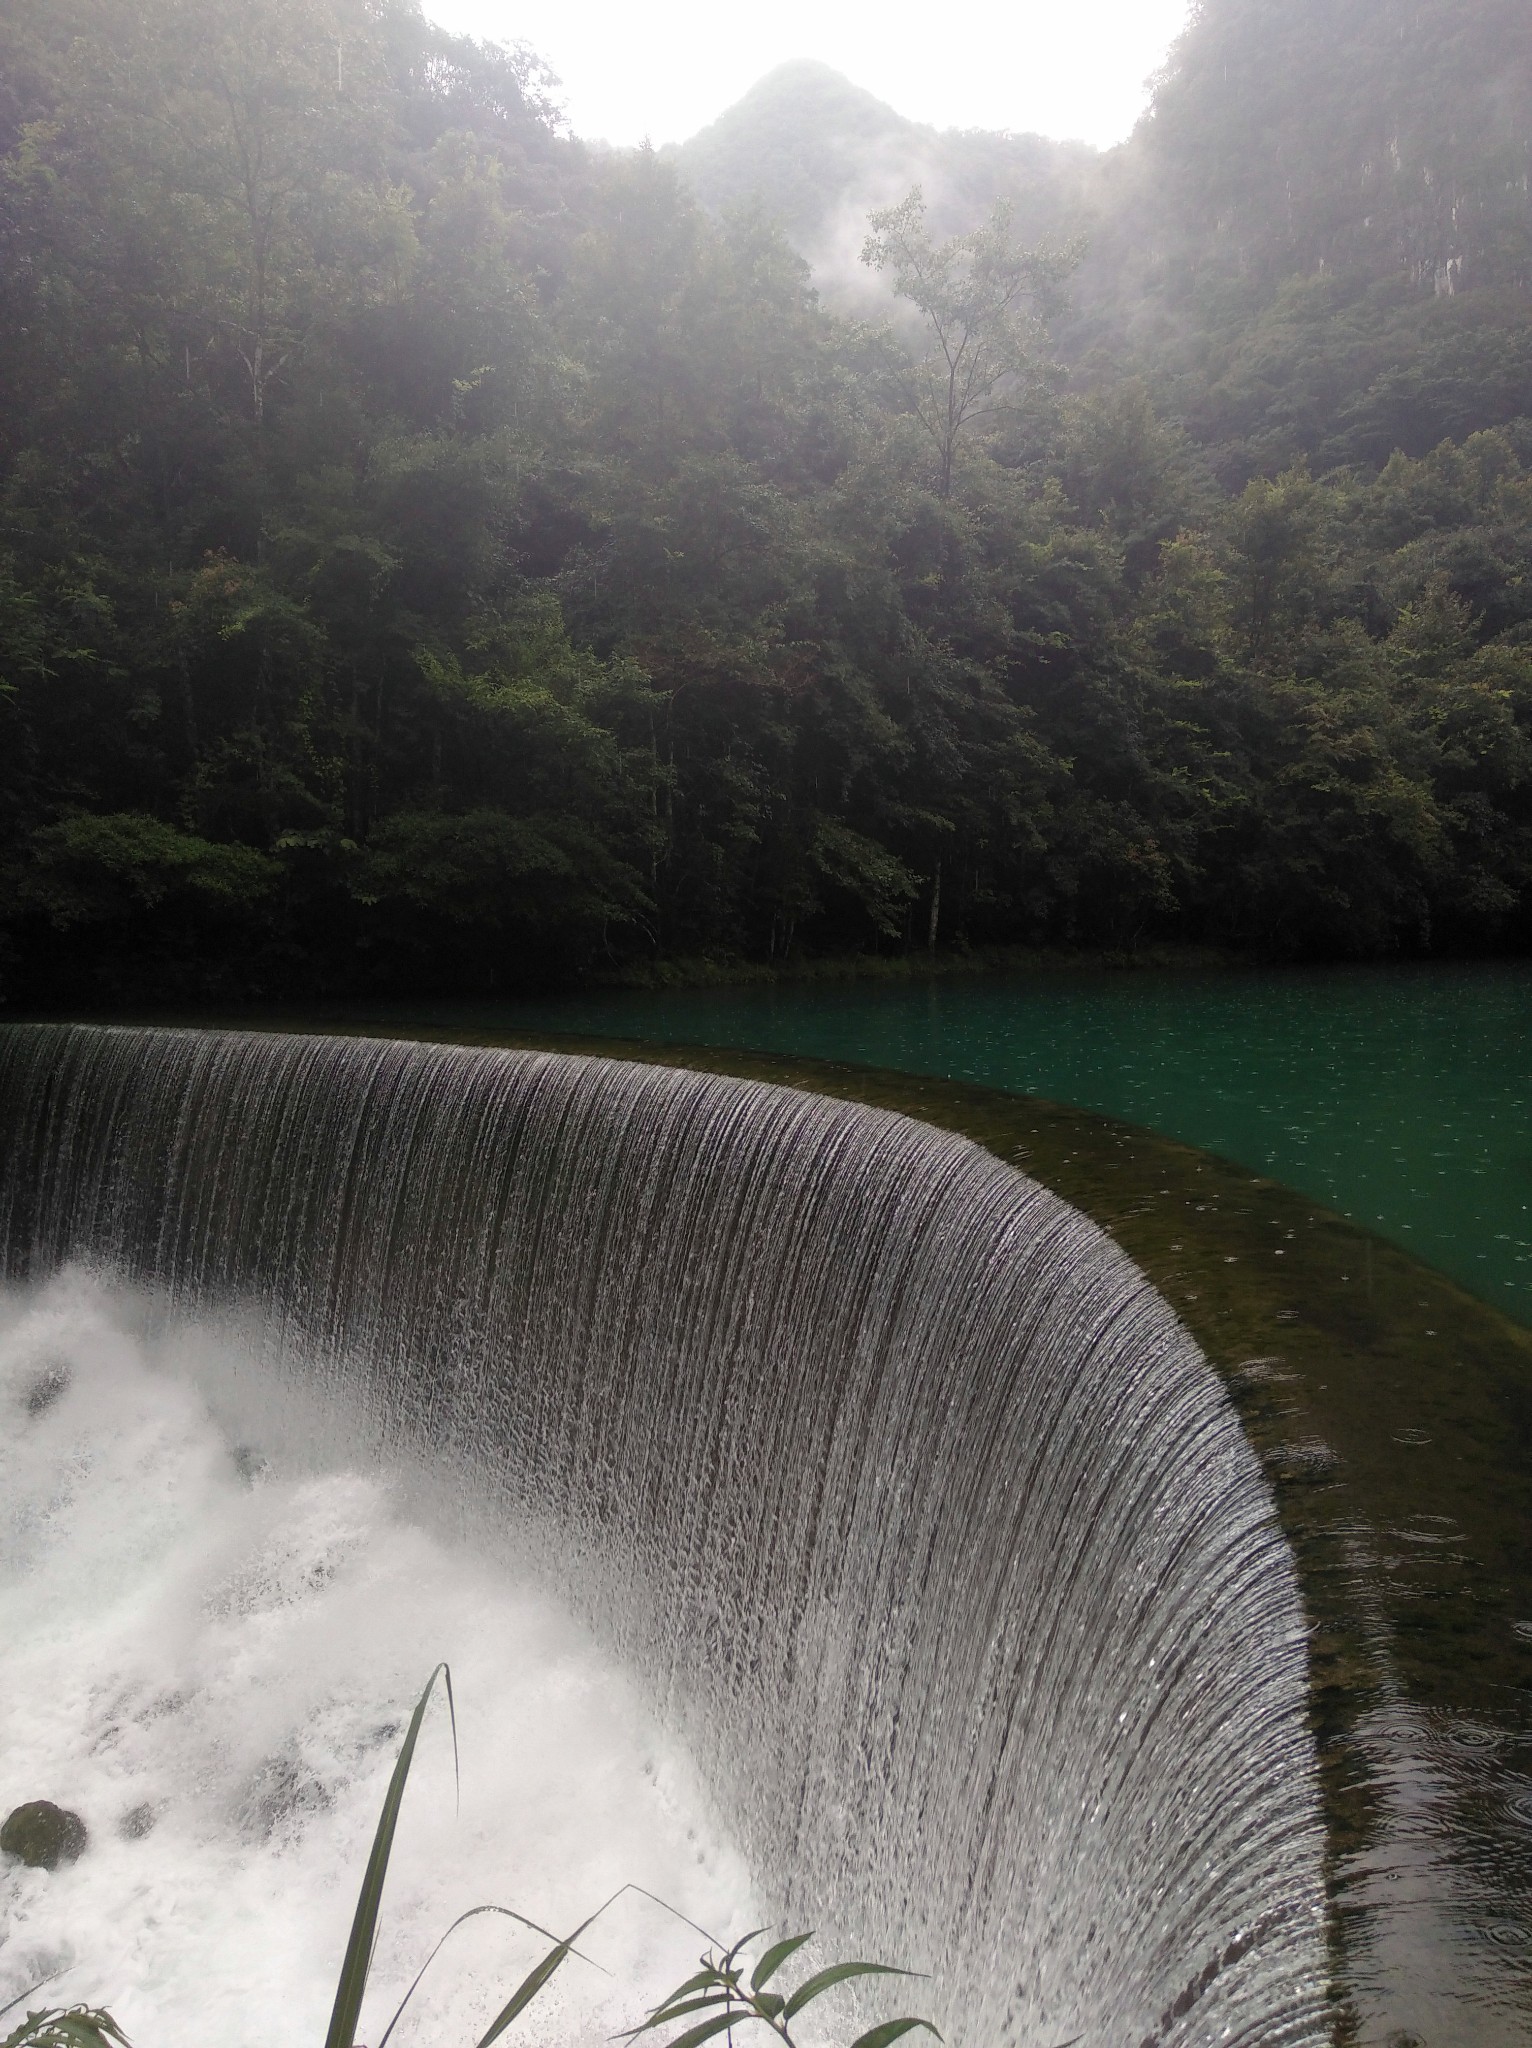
[671,63,1094,296]
[735,58,870,93]
[676,62,920,167]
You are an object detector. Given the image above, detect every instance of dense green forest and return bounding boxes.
[2,0,1531,1001]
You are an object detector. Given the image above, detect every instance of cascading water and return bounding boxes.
[0,1024,1331,2047]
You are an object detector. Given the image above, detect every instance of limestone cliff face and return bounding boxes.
[1140,0,1532,296]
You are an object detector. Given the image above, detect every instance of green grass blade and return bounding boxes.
[324,1663,452,2048]
[473,1941,572,2048]
[848,2021,942,2048]
[476,1904,610,2048]
[616,1887,724,1950]
[750,1933,812,1992]
[377,1903,596,2048]
[0,1981,59,2026]
[782,1962,911,2020]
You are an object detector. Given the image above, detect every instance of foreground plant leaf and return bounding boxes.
[750,1933,813,1992]
[635,1927,937,2048]
[644,2017,741,2048]
[782,1962,912,2020]
[1,2011,130,2048]
[476,1902,613,2048]
[323,1662,456,2048]
[849,2020,942,2048]
[376,1900,602,2048]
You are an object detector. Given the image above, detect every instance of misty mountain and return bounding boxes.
[673,5,1532,479]
[669,61,1095,308]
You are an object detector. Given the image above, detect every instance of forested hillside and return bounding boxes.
[1090,0,1532,480]
[2,0,1530,1002]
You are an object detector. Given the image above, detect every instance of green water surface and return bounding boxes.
[489,960,1532,1321]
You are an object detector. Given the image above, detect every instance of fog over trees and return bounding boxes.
[2,0,1531,1000]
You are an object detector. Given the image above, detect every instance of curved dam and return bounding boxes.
[0,1024,1329,2047]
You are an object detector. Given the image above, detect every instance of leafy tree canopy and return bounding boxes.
[2,0,1530,1003]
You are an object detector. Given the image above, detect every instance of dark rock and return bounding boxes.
[118,1802,157,1841]
[23,1362,70,1416]
[1,1800,89,1869]
[239,1755,330,1840]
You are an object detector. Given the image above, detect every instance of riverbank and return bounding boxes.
[584,940,1250,990]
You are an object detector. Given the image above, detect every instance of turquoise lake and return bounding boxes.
[479,960,1532,1320]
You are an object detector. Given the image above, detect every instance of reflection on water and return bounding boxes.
[1147,1144,1532,2047]
[1317,1502,1532,2046]
[1340,1700,1532,2047]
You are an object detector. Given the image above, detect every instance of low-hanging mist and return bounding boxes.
[0,1024,1330,2046]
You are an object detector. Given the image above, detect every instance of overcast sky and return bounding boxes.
[420,0,1193,150]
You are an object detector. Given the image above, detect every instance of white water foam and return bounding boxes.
[0,1275,754,2048]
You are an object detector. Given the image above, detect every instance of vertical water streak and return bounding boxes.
[0,1024,1329,2047]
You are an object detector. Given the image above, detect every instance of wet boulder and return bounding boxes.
[23,1361,70,1416]
[0,1800,89,1869]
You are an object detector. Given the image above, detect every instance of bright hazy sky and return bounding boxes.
[420,0,1194,151]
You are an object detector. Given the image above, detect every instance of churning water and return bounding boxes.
[0,1278,754,2048]
[0,1025,1330,2047]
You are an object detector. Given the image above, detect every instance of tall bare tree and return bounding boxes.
[861,187,1075,497]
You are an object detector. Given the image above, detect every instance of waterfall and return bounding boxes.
[0,1024,1329,2048]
